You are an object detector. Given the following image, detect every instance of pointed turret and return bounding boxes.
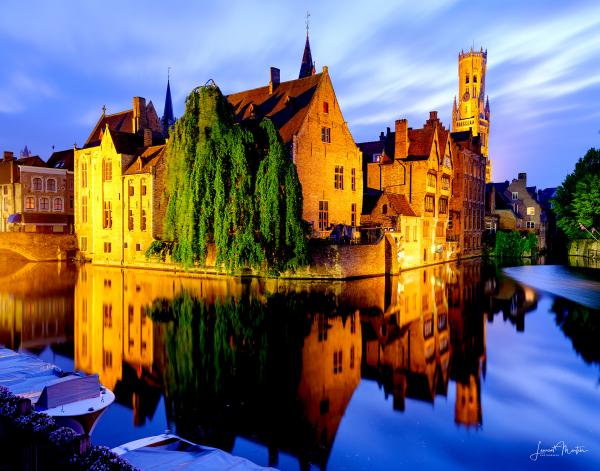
[452,97,458,131]
[299,32,315,78]
[162,74,175,137]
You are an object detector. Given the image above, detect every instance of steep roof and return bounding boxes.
[85,110,134,147]
[47,149,74,171]
[226,73,322,144]
[437,128,450,158]
[109,130,144,155]
[123,145,166,176]
[162,79,175,135]
[16,156,46,167]
[299,34,316,79]
[387,193,417,217]
[405,127,435,160]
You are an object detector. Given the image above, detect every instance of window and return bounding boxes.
[80,236,87,252]
[81,196,88,223]
[425,194,435,212]
[443,155,451,168]
[351,203,357,227]
[53,198,63,211]
[351,168,356,191]
[423,318,434,339]
[103,242,112,253]
[32,177,43,191]
[427,172,437,189]
[25,196,35,210]
[321,127,331,143]
[350,346,355,369]
[103,159,112,181]
[103,304,112,328]
[382,204,388,215]
[423,220,430,237]
[128,209,134,231]
[140,209,147,231]
[334,165,344,190]
[436,221,445,237]
[46,178,56,192]
[103,350,112,368]
[439,197,448,214]
[465,75,470,84]
[128,184,134,197]
[103,201,112,228]
[405,225,410,242]
[136,243,141,252]
[526,221,536,229]
[141,179,147,196]
[323,101,329,113]
[413,226,417,241]
[448,212,454,230]
[474,75,478,83]
[318,200,329,231]
[2,198,7,211]
[40,197,49,211]
[441,175,450,190]
[527,207,535,216]
[512,191,518,200]
[333,350,343,374]
[81,162,88,188]
[2,186,7,195]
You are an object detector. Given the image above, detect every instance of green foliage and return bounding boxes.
[494,231,538,258]
[162,84,307,273]
[553,148,600,239]
[145,240,174,262]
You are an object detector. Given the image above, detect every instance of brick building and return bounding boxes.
[448,131,486,257]
[226,33,363,234]
[74,95,167,264]
[0,151,74,233]
[359,112,454,265]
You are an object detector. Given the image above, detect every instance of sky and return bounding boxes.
[0,0,599,189]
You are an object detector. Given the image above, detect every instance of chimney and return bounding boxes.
[143,128,153,147]
[132,97,147,134]
[518,172,527,185]
[395,119,409,158]
[379,131,385,141]
[269,67,280,94]
[3,151,15,162]
[429,111,438,121]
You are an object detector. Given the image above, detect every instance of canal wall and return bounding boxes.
[568,239,600,269]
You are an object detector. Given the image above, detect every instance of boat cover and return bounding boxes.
[120,438,276,470]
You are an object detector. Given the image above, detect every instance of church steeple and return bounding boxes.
[162,69,175,137]
[299,12,315,79]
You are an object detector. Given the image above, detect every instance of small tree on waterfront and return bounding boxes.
[494,231,538,258]
[553,148,600,239]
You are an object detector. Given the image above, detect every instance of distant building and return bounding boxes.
[485,173,547,250]
[0,150,74,233]
[452,48,491,182]
[161,76,175,137]
[74,96,167,264]
[358,112,455,265]
[226,31,363,233]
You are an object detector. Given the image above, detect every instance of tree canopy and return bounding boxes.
[553,148,600,239]
[155,83,308,273]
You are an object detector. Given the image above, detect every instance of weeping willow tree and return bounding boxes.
[157,82,308,273]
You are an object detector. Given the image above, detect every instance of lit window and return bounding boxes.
[321,127,331,143]
[334,166,344,190]
[527,207,535,216]
[318,201,329,231]
[25,196,35,210]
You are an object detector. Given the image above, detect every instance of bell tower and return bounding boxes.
[452,47,491,182]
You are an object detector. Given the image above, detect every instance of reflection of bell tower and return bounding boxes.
[455,375,482,427]
[452,47,491,182]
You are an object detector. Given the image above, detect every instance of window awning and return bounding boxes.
[7,213,22,223]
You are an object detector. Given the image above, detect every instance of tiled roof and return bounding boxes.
[387,193,417,217]
[47,149,74,171]
[16,156,47,167]
[109,130,144,155]
[438,128,449,158]
[406,127,435,159]
[226,73,322,144]
[123,145,165,176]
[85,110,133,147]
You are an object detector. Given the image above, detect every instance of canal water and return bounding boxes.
[0,260,598,470]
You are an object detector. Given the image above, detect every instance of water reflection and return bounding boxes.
[3,260,600,469]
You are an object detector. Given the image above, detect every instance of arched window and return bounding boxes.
[473,75,478,83]
[32,177,43,191]
[53,198,63,211]
[46,178,56,192]
[465,75,470,84]
[382,204,388,215]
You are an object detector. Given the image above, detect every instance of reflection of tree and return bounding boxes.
[146,290,348,467]
[552,298,600,376]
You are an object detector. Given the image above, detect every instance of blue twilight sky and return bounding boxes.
[0,0,599,188]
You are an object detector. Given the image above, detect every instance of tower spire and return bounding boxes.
[162,69,175,137]
[299,11,315,79]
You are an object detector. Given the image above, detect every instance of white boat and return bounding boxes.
[0,347,114,434]
[113,433,277,470]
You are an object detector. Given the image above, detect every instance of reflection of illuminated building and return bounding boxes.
[0,262,75,351]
